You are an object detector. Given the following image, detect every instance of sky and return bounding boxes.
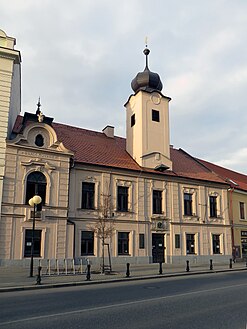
[1,0,247,174]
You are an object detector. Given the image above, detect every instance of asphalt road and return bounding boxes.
[0,271,247,329]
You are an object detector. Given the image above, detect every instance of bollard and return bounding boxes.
[229,258,233,269]
[86,264,91,281]
[126,263,130,277]
[210,259,213,270]
[186,260,190,272]
[36,266,42,285]
[159,262,163,275]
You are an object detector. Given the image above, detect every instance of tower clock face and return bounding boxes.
[151,92,161,105]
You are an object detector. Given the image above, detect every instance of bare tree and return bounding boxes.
[89,184,115,273]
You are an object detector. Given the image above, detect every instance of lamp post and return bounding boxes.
[29,195,42,277]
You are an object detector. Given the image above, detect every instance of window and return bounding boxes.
[117,186,128,212]
[209,196,217,217]
[139,234,145,249]
[35,134,44,147]
[184,193,192,216]
[175,234,180,248]
[24,229,42,257]
[152,109,160,122]
[153,190,162,214]
[131,114,135,127]
[26,171,46,211]
[81,231,94,255]
[212,234,220,254]
[186,234,195,254]
[118,232,129,255]
[240,202,245,220]
[81,182,95,209]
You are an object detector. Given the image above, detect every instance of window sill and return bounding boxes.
[118,254,131,256]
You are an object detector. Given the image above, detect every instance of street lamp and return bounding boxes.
[29,195,42,277]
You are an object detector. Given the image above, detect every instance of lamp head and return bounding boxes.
[33,195,42,205]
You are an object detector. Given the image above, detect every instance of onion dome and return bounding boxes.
[131,47,163,93]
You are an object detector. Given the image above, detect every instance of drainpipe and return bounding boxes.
[228,187,235,260]
[67,219,76,258]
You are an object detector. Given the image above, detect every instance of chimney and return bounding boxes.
[102,125,114,138]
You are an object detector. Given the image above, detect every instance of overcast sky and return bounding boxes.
[2,0,247,174]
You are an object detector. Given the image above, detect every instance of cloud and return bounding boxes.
[1,0,247,173]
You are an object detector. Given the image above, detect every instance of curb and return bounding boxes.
[0,267,246,293]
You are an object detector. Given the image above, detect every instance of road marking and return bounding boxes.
[1,282,247,326]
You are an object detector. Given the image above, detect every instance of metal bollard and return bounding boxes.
[36,266,42,285]
[186,260,190,272]
[210,259,213,270]
[126,263,130,277]
[229,258,233,269]
[159,262,163,275]
[86,264,91,281]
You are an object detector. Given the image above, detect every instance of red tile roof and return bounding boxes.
[198,159,247,192]
[12,115,227,185]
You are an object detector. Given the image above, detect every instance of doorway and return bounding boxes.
[152,233,165,263]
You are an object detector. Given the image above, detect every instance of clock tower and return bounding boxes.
[125,47,172,170]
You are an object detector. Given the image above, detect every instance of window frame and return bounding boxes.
[209,195,217,218]
[81,182,95,210]
[175,234,180,249]
[25,171,46,211]
[131,114,135,127]
[139,233,145,249]
[212,234,221,254]
[81,231,94,256]
[117,186,129,212]
[186,233,195,254]
[240,202,245,220]
[153,190,162,214]
[184,193,193,216]
[24,229,42,258]
[118,232,129,255]
[152,109,160,122]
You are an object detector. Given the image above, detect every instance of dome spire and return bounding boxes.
[144,36,150,70]
[131,43,163,93]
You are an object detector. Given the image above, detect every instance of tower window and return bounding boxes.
[131,114,135,127]
[152,109,160,122]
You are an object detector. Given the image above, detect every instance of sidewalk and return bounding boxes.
[0,262,246,293]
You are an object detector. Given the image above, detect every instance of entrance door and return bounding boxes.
[152,233,164,263]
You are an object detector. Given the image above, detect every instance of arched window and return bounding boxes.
[35,134,44,147]
[25,171,46,210]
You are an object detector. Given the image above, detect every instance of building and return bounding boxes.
[0,30,233,266]
[198,159,247,261]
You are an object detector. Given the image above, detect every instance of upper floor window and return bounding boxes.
[184,193,192,216]
[152,109,160,122]
[209,196,217,218]
[35,134,44,147]
[81,182,95,209]
[131,114,135,127]
[25,171,46,210]
[153,190,162,214]
[240,202,245,220]
[117,186,128,212]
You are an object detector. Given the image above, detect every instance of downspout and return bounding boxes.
[228,187,235,260]
[67,157,75,259]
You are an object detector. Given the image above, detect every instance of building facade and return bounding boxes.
[0,30,233,266]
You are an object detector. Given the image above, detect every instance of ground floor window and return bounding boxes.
[175,234,180,248]
[24,229,42,257]
[118,232,129,255]
[139,233,145,249]
[81,231,94,255]
[186,234,195,254]
[212,234,221,254]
